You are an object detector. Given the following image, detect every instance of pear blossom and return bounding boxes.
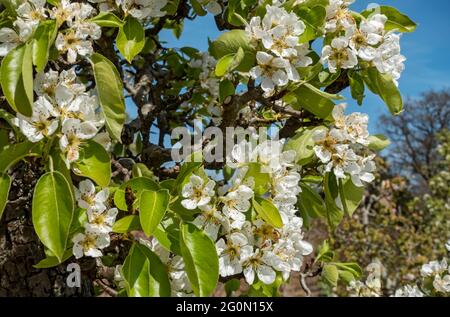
[241,248,277,285]
[250,52,289,94]
[14,97,59,143]
[220,185,253,230]
[421,259,448,277]
[181,174,216,210]
[349,14,387,61]
[117,0,167,20]
[325,0,356,33]
[72,231,110,259]
[192,205,227,240]
[373,32,406,85]
[216,232,249,277]
[85,208,119,233]
[75,179,110,213]
[321,37,358,73]
[393,285,424,297]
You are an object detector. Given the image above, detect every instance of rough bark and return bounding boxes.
[0,160,93,297]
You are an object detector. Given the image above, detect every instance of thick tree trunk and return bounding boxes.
[0,160,93,297]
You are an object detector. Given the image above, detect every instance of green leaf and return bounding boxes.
[349,71,365,105]
[339,178,365,217]
[368,134,391,151]
[172,154,202,194]
[215,53,234,77]
[90,53,126,142]
[122,243,171,297]
[362,6,416,33]
[116,16,145,63]
[323,173,344,229]
[297,5,326,43]
[209,30,256,72]
[322,264,339,287]
[298,182,326,219]
[284,84,335,119]
[180,222,219,297]
[284,126,324,165]
[89,12,124,27]
[32,171,74,262]
[363,67,403,115]
[0,141,40,173]
[0,44,33,116]
[32,20,58,72]
[224,279,241,296]
[33,249,73,269]
[72,140,111,187]
[244,163,270,196]
[153,224,182,255]
[215,47,244,77]
[112,215,142,233]
[190,0,207,16]
[139,189,170,237]
[132,163,155,179]
[252,196,283,228]
[114,177,160,211]
[219,79,235,103]
[0,173,11,220]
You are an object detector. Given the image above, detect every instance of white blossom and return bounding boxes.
[181,174,216,210]
[13,97,59,143]
[75,179,110,213]
[72,231,110,259]
[321,37,358,73]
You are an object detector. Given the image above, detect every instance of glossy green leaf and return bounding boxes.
[219,79,235,103]
[72,140,111,187]
[153,224,182,255]
[0,44,33,116]
[122,243,171,297]
[89,12,124,27]
[33,249,73,269]
[116,16,145,63]
[32,171,74,262]
[209,30,256,72]
[368,134,391,151]
[114,177,160,211]
[139,189,170,237]
[349,71,365,105]
[112,215,141,233]
[362,6,416,33]
[252,196,283,228]
[322,264,339,287]
[90,53,126,142]
[284,126,324,165]
[339,178,365,217]
[180,222,219,297]
[284,84,335,119]
[0,173,11,220]
[363,67,403,115]
[32,19,57,72]
[0,141,40,173]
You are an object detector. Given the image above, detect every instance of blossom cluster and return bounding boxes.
[72,180,118,259]
[246,4,313,95]
[0,0,102,63]
[312,103,376,187]
[349,246,450,297]
[13,68,107,167]
[322,0,405,84]
[347,261,383,297]
[177,135,313,289]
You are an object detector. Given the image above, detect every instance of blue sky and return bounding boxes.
[158,0,450,133]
